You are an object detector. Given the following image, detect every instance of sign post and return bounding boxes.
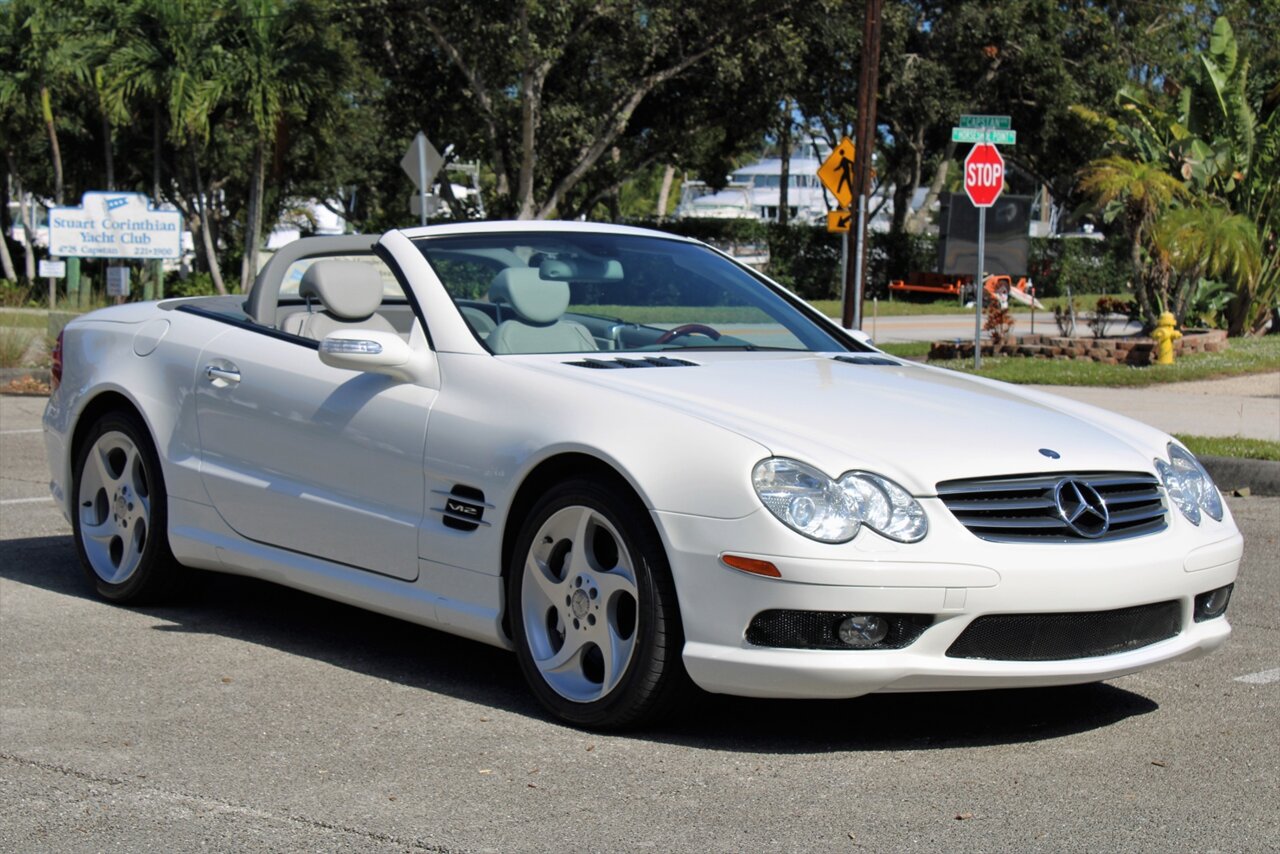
[106,266,131,303]
[401,132,444,228]
[49,192,183,307]
[963,142,1005,368]
[960,126,1009,370]
[817,137,857,328]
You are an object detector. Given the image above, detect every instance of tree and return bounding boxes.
[1077,155,1189,323]
[1075,15,1278,333]
[223,0,349,290]
[413,0,801,220]
[1151,204,1261,321]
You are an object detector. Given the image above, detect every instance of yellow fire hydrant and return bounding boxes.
[1151,311,1182,365]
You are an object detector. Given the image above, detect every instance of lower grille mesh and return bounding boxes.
[946,600,1181,661]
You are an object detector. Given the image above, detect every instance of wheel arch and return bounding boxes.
[498,451,668,640]
[67,390,157,517]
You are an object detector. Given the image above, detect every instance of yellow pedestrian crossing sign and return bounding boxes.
[826,210,852,233]
[817,137,857,208]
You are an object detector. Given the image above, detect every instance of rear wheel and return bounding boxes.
[72,411,180,603]
[508,479,686,729]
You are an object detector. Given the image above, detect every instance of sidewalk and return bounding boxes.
[1034,372,1280,495]
[1031,372,1280,442]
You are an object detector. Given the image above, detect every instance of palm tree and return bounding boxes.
[226,0,345,291]
[106,0,234,295]
[1077,155,1189,326]
[1151,204,1262,323]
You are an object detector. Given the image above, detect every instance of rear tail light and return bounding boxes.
[51,330,64,391]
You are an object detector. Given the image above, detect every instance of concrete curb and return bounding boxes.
[1201,456,1280,497]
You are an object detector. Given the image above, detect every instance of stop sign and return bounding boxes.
[964,143,1005,208]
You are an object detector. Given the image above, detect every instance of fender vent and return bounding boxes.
[566,357,698,369]
[833,354,900,366]
[433,485,491,532]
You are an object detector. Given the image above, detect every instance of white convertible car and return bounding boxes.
[44,222,1241,728]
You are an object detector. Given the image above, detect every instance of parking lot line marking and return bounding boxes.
[0,496,52,506]
[1234,668,1280,685]
[0,428,42,435]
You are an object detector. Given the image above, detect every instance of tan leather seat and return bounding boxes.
[281,260,398,340]
[485,268,597,354]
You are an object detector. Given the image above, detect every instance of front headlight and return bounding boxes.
[1155,443,1223,525]
[752,457,928,543]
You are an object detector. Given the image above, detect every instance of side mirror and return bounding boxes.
[319,329,434,384]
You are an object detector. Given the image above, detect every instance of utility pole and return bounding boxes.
[843,0,883,331]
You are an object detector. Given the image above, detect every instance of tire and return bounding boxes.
[507,478,687,729]
[71,410,181,603]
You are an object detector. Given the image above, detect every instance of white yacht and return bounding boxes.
[675,152,832,224]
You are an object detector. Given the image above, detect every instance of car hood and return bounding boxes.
[517,352,1169,495]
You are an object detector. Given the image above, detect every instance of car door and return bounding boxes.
[193,321,434,582]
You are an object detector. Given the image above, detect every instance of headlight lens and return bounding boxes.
[1155,443,1223,525]
[752,458,928,543]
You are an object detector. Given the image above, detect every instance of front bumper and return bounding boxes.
[657,503,1242,700]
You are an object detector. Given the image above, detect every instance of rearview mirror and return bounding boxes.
[318,330,434,384]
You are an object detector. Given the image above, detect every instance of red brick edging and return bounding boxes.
[927,329,1229,365]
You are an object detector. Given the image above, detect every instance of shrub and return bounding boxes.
[1054,302,1076,336]
[1086,296,1139,338]
[0,327,36,368]
[1029,234,1129,298]
[984,300,1015,345]
[166,273,222,298]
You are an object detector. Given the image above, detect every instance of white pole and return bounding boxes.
[975,205,985,370]
[417,134,428,228]
[840,229,849,306]
[853,194,867,329]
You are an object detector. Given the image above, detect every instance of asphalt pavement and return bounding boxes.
[3,391,1280,852]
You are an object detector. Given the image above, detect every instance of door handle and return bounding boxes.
[205,365,241,384]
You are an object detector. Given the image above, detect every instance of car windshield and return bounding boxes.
[413,232,847,355]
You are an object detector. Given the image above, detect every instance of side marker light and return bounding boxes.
[720,554,781,578]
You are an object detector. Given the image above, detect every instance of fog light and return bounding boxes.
[1194,584,1233,622]
[837,614,889,648]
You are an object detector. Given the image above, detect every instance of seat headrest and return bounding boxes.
[488,267,570,325]
[300,260,384,320]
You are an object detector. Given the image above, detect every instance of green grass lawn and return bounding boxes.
[1174,434,1280,461]
[875,341,931,359]
[927,335,1280,387]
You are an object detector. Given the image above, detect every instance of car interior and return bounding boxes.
[169,233,852,357]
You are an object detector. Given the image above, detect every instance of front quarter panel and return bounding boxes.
[419,353,771,576]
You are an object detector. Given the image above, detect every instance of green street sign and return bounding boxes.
[952,127,1017,145]
[959,114,1011,130]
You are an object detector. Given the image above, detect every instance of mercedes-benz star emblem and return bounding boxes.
[1053,478,1111,538]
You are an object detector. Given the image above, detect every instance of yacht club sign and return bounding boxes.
[49,192,183,259]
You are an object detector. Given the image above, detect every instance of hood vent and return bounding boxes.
[834,354,900,366]
[567,356,699,370]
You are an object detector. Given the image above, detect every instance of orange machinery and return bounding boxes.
[888,273,1037,304]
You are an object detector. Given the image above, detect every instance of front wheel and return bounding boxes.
[71,410,181,603]
[507,479,687,729]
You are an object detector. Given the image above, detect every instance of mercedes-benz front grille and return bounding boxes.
[936,471,1167,543]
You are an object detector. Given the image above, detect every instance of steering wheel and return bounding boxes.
[655,323,722,345]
